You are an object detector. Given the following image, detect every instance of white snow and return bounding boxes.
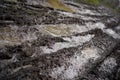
[9,25,38,42]
[50,47,100,79]
[98,57,117,73]
[103,29,120,39]
[41,34,94,54]
[63,66,78,79]
[26,0,41,5]
[68,47,99,70]
[51,66,65,79]
[50,66,78,79]
[21,32,37,42]
[115,26,120,30]
[59,11,101,21]
[67,4,99,15]
[85,22,106,30]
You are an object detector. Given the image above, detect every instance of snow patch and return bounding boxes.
[10,25,38,42]
[51,66,65,79]
[39,22,106,37]
[59,11,100,21]
[21,32,37,42]
[98,57,117,73]
[86,22,106,30]
[116,26,120,30]
[50,47,100,79]
[39,22,120,39]
[67,4,98,15]
[69,47,99,70]
[103,29,120,39]
[63,66,78,79]
[41,34,94,54]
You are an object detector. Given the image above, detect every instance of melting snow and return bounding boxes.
[59,11,100,21]
[85,22,106,30]
[21,32,37,42]
[68,47,99,71]
[67,3,98,15]
[98,57,117,73]
[39,22,106,37]
[40,22,120,39]
[41,34,94,54]
[63,66,78,79]
[103,29,120,39]
[51,66,65,79]
[50,47,100,79]
[116,26,120,30]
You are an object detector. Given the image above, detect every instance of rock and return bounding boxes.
[0,0,120,80]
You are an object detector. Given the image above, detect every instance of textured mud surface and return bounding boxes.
[0,0,120,80]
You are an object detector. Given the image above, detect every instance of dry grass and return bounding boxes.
[46,0,73,12]
[44,26,71,36]
[77,0,99,5]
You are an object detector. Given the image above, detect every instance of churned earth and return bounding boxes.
[0,0,120,80]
